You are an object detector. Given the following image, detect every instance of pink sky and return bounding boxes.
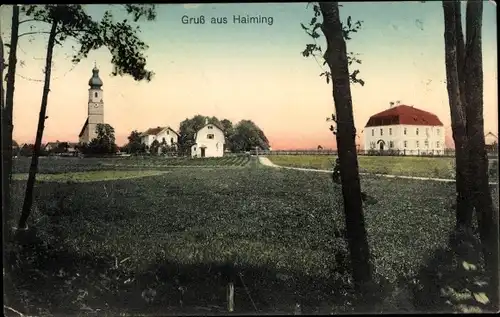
[2,3,497,150]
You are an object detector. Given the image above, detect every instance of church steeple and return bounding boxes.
[88,63,103,89]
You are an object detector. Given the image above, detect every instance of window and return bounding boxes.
[389,128,392,136]
[404,127,407,135]
[389,141,394,148]
[436,141,440,148]
[424,140,429,147]
[94,92,98,98]
[166,130,169,135]
[416,141,420,147]
[371,129,374,136]
[171,137,174,144]
[380,128,383,136]
[207,134,214,139]
[437,129,440,135]
[404,141,407,148]
[208,125,213,129]
[426,128,429,135]
[416,128,419,136]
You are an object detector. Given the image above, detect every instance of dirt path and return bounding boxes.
[258,156,498,185]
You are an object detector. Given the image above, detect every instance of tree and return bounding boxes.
[125,130,145,154]
[302,2,372,291]
[150,139,160,155]
[442,0,498,305]
[86,124,118,155]
[16,5,157,230]
[220,119,235,151]
[1,4,20,240]
[231,120,270,152]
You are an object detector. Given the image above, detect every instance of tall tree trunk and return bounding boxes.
[319,2,372,291]
[463,0,499,307]
[442,1,473,232]
[3,5,20,237]
[17,20,59,230]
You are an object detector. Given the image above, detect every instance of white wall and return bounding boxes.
[87,88,104,142]
[485,133,498,145]
[156,128,178,146]
[141,127,178,147]
[364,124,446,155]
[191,124,225,158]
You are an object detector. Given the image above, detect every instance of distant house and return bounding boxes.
[485,132,498,153]
[44,142,59,152]
[140,126,179,148]
[191,120,225,158]
[364,104,445,155]
[485,132,498,146]
[44,141,78,155]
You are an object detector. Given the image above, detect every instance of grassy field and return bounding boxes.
[267,155,457,179]
[12,155,251,174]
[5,156,498,315]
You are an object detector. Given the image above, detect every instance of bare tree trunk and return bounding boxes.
[3,5,20,237]
[319,2,372,292]
[442,1,473,232]
[463,0,499,307]
[18,20,59,230]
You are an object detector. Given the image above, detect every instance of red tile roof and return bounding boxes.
[364,105,444,128]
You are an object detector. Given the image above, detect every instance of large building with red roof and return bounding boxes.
[363,104,445,155]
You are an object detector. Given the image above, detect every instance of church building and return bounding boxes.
[79,65,104,144]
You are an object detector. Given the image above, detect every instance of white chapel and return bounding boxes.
[78,65,104,144]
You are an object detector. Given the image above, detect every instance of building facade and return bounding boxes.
[140,126,179,147]
[79,66,104,144]
[191,121,225,158]
[364,105,445,155]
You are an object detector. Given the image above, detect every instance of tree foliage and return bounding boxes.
[231,120,270,152]
[301,2,365,86]
[124,130,146,154]
[85,124,118,155]
[20,4,156,81]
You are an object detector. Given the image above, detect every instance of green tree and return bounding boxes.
[125,130,145,154]
[17,4,157,230]
[302,2,372,291]
[231,120,270,152]
[220,119,235,152]
[86,124,118,155]
[150,139,160,156]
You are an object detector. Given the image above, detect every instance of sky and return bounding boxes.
[1,2,497,149]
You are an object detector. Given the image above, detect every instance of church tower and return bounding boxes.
[79,65,104,143]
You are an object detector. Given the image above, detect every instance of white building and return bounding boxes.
[79,65,104,144]
[140,126,179,147]
[485,132,498,146]
[191,120,225,158]
[363,104,445,155]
